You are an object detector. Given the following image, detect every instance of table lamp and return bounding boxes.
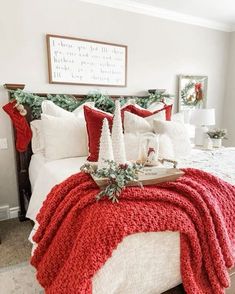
[190,108,215,146]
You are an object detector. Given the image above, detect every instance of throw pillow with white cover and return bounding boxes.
[30,120,44,154]
[171,112,184,123]
[124,132,161,161]
[124,133,140,161]
[41,100,94,117]
[153,120,192,159]
[171,112,195,139]
[158,134,175,159]
[41,114,88,161]
[33,100,93,156]
[124,111,165,134]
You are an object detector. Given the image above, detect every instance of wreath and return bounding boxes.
[181,80,204,107]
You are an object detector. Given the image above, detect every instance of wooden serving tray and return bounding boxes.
[92,167,184,188]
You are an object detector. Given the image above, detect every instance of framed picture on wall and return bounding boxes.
[178,75,208,111]
[46,34,127,87]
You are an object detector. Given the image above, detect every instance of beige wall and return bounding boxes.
[0,0,230,207]
[223,32,235,146]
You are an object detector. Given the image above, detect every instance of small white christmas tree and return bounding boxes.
[112,100,127,164]
[98,118,114,170]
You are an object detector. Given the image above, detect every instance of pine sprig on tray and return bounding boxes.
[81,160,143,203]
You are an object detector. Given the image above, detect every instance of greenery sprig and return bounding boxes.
[80,90,115,113]
[135,89,174,109]
[207,128,228,139]
[81,160,143,203]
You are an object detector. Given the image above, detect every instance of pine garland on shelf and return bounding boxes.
[10,89,81,119]
[9,88,174,119]
[135,89,174,109]
[81,90,115,113]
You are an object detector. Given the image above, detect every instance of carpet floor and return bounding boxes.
[0,218,32,268]
[0,218,43,293]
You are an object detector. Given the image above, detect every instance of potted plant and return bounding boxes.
[206,128,227,148]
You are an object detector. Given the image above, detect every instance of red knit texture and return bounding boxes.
[2,101,32,152]
[31,168,235,294]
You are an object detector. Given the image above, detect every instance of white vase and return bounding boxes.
[203,137,213,150]
[211,138,222,148]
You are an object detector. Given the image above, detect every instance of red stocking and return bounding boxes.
[2,101,32,152]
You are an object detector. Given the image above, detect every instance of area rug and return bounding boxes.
[0,262,43,293]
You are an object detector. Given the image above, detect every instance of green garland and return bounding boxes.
[9,88,174,119]
[80,160,143,202]
[80,90,115,114]
[11,89,82,119]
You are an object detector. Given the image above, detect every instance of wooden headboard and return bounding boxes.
[4,83,147,221]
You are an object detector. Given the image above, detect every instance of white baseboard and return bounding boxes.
[9,207,19,219]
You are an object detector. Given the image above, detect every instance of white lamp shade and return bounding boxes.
[190,108,215,126]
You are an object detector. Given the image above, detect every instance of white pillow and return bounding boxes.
[153,120,192,159]
[158,134,175,159]
[41,100,94,118]
[124,133,140,161]
[124,111,165,134]
[171,112,184,123]
[41,114,88,161]
[30,120,44,154]
[124,132,174,161]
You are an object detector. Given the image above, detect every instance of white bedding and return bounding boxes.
[28,154,46,189]
[27,147,235,294]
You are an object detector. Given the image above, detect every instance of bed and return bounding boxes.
[27,148,235,293]
[4,84,235,293]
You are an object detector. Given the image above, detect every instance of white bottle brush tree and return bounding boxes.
[112,100,127,164]
[98,118,114,170]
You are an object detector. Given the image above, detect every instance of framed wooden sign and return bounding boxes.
[46,34,127,87]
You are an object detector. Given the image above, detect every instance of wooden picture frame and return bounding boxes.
[178,75,208,111]
[46,34,127,87]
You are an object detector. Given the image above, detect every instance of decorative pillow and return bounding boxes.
[153,120,192,159]
[124,132,174,161]
[122,104,172,120]
[84,106,113,162]
[30,120,44,154]
[158,134,175,159]
[41,114,88,161]
[124,111,166,134]
[41,100,94,118]
[121,104,153,118]
[124,133,140,161]
[171,112,184,123]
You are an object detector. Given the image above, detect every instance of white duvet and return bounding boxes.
[27,148,235,294]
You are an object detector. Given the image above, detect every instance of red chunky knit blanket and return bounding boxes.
[31,168,235,294]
